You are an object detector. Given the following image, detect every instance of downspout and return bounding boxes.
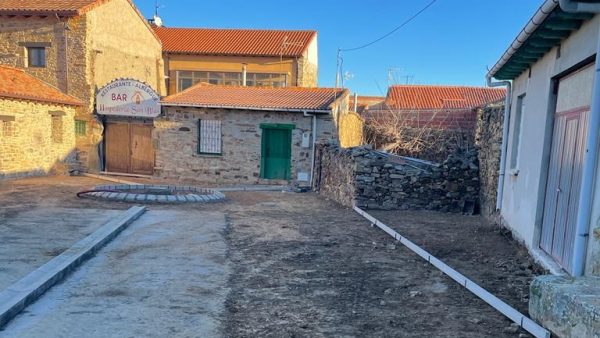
[303,111,317,189]
[559,0,600,276]
[242,64,247,86]
[486,76,512,211]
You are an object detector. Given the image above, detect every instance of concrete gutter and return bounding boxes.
[354,206,551,338]
[0,206,147,328]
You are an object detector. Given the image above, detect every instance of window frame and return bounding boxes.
[197,119,223,155]
[75,119,87,136]
[27,46,46,68]
[509,94,526,171]
[176,70,287,91]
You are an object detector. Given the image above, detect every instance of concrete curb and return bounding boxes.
[215,185,289,192]
[82,173,138,185]
[0,206,147,328]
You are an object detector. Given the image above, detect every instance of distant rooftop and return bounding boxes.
[384,85,506,110]
[154,27,317,57]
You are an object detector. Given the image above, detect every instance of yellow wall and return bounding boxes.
[0,98,77,178]
[165,54,296,94]
[338,111,364,148]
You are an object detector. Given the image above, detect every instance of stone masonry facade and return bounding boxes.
[154,107,337,185]
[0,0,165,171]
[315,143,480,212]
[475,103,504,218]
[0,98,77,179]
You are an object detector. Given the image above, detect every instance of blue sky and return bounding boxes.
[135,0,540,96]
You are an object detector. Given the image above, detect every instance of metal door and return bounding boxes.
[261,126,292,180]
[540,64,593,273]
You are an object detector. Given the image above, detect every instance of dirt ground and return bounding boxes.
[0,176,541,337]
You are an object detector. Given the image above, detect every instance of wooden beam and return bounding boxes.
[545,20,581,31]
[535,29,570,39]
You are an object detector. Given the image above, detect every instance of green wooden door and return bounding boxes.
[261,125,293,180]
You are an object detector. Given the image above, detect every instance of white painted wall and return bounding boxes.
[499,14,599,275]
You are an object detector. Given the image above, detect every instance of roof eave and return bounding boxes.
[0,92,83,107]
[488,0,595,80]
[159,102,331,113]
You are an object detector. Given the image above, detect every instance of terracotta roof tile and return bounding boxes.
[154,27,316,57]
[0,0,107,16]
[385,85,506,110]
[0,65,83,106]
[161,84,347,112]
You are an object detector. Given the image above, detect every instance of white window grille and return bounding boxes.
[198,119,222,154]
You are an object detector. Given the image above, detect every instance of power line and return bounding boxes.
[340,0,438,52]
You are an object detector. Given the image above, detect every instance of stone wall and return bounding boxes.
[155,107,337,185]
[0,98,77,179]
[315,143,480,212]
[475,103,504,218]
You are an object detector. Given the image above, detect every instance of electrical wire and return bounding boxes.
[340,0,438,52]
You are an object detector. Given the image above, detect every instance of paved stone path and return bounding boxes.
[0,210,229,338]
[0,208,122,291]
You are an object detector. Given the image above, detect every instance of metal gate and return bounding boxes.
[540,64,593,274]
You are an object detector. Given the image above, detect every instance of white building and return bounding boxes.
[487,0,600,277]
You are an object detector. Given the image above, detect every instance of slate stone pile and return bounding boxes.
[316,143,480,213]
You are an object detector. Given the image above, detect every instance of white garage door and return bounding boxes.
[540,63,594,274]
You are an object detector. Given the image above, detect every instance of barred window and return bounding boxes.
[198,119,222,155]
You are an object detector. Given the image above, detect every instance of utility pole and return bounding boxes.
[335,48,341,89]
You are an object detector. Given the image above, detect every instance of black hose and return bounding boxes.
[76,189,121,198]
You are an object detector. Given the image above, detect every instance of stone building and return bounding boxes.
[0,0,165,171]
[153,27,318,94]
[158,84,348,185]
[0,65,83,179]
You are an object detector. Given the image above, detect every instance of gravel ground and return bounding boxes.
[0,176,541,337]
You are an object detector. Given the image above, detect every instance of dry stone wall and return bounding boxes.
[315,143,480,212]
[475,103,504,218]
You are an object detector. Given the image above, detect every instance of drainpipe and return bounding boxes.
[486,76,512,211]
[559,0,600,276]
[304,111,317,188]
[242,64,247,86]
[353,93,358,112]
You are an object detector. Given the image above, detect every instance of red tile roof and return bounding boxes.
[385,85,506,110]
[161,84,347,112]
[0,0,107,16]
[0,65,83,106]
[154,27,316,57]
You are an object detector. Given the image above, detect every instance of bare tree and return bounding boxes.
[364,107,475,162]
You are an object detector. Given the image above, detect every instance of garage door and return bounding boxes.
[540,63,594,274]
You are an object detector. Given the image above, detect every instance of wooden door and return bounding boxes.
[104,122,154,175]
[105,122,131,173]
[130,124,154,175]
[261,126,292,180]
[540,64,593,274]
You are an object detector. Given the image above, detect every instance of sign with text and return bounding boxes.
[96,79,160,118]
